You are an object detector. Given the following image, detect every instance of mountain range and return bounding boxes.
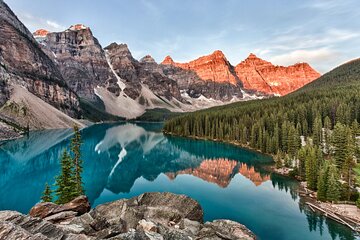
[0,0,321,135]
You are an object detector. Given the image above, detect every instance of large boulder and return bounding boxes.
[29,196,91,221]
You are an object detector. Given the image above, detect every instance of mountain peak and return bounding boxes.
[161,50,238,85]
[247,53,258,59]
[235,55,320,95]
[140,55,156,63]
[33,29,49,38]
[162,55,174,65]
[211,50,226,58]
[68,24,88,31]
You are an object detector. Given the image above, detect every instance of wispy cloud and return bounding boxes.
[16,12,66,32]
[270,48,337,66]
[306,0,355,10]
[249,26,359,73]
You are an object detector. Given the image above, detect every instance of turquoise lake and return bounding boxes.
[0,122,358,240]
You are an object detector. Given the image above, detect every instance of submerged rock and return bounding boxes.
[0,192,256,239]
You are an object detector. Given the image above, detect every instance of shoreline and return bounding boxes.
[164,131,360,233]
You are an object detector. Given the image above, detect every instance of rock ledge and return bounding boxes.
[0,192,256,239]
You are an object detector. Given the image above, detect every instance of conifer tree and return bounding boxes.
[41,182,53,202]
[324,116,332,153]
[55,150,77,204]
[275,151,283,169]
[326,163,341,202]
[297,148,306,180]
[332,123,348,167]
[70,124,84,196]
[313,115,322,147]
[317,161,329,201]
[305,146,318,190]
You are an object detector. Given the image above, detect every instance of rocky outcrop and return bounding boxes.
[235,53,321,95]
[0,1,80,118]
[104,43,182,101]
[29,196,90,220]
[162,51,240,85]
[33,29,49,38]
[161,51,248,101]
[38,25,120,102]
[0,192,255,239]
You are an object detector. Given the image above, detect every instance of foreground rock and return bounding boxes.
[0,192,255,239]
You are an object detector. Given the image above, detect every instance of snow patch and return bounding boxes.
[105,51,126,91]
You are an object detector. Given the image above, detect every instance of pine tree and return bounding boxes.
[55,150,77,204]
[70,124,84,196]
[313,115,322,147]
[332,123,347,167]
[326,163,341,202]
[275,151,283,169]
[41,182,53,202]
[317,161,329,201]
[297,147,306,180]
[305,146,319,190]
[324,116,332,153]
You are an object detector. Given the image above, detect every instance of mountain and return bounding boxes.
[0,0,81,132]
[162,52,320,97]
[34,24,120,103]
[235,53,320,95]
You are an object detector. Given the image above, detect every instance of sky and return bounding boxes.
[5,0,360,73]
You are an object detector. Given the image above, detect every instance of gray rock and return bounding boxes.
[43,211,77,224]
[198,219,256,240]
[0,193,255,240]
[41,27,120,102]
[104,43,183,102]
[179,218,201,236]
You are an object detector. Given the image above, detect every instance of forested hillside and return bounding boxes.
[164,58,360,204]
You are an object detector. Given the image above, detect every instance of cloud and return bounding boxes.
[16,12,66,32]
[269,48,338,73]
[306,0,355,10]
[269,28,359,51]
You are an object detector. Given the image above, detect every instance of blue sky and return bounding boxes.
[6,0,360,73]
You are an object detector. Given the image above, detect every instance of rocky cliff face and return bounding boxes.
[162,52,320,97]
[235,53,321,95]
[162,50,240,85]
[0,193,255,239]
[104,43,182,101]
[161,51,247,101]
[0,1,80,118]
[37,25,120,103]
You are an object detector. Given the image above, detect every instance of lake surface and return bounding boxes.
[0,122,358,240]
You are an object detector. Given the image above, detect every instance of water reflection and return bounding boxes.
[167,159,270,188]
[0,123,358,240]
